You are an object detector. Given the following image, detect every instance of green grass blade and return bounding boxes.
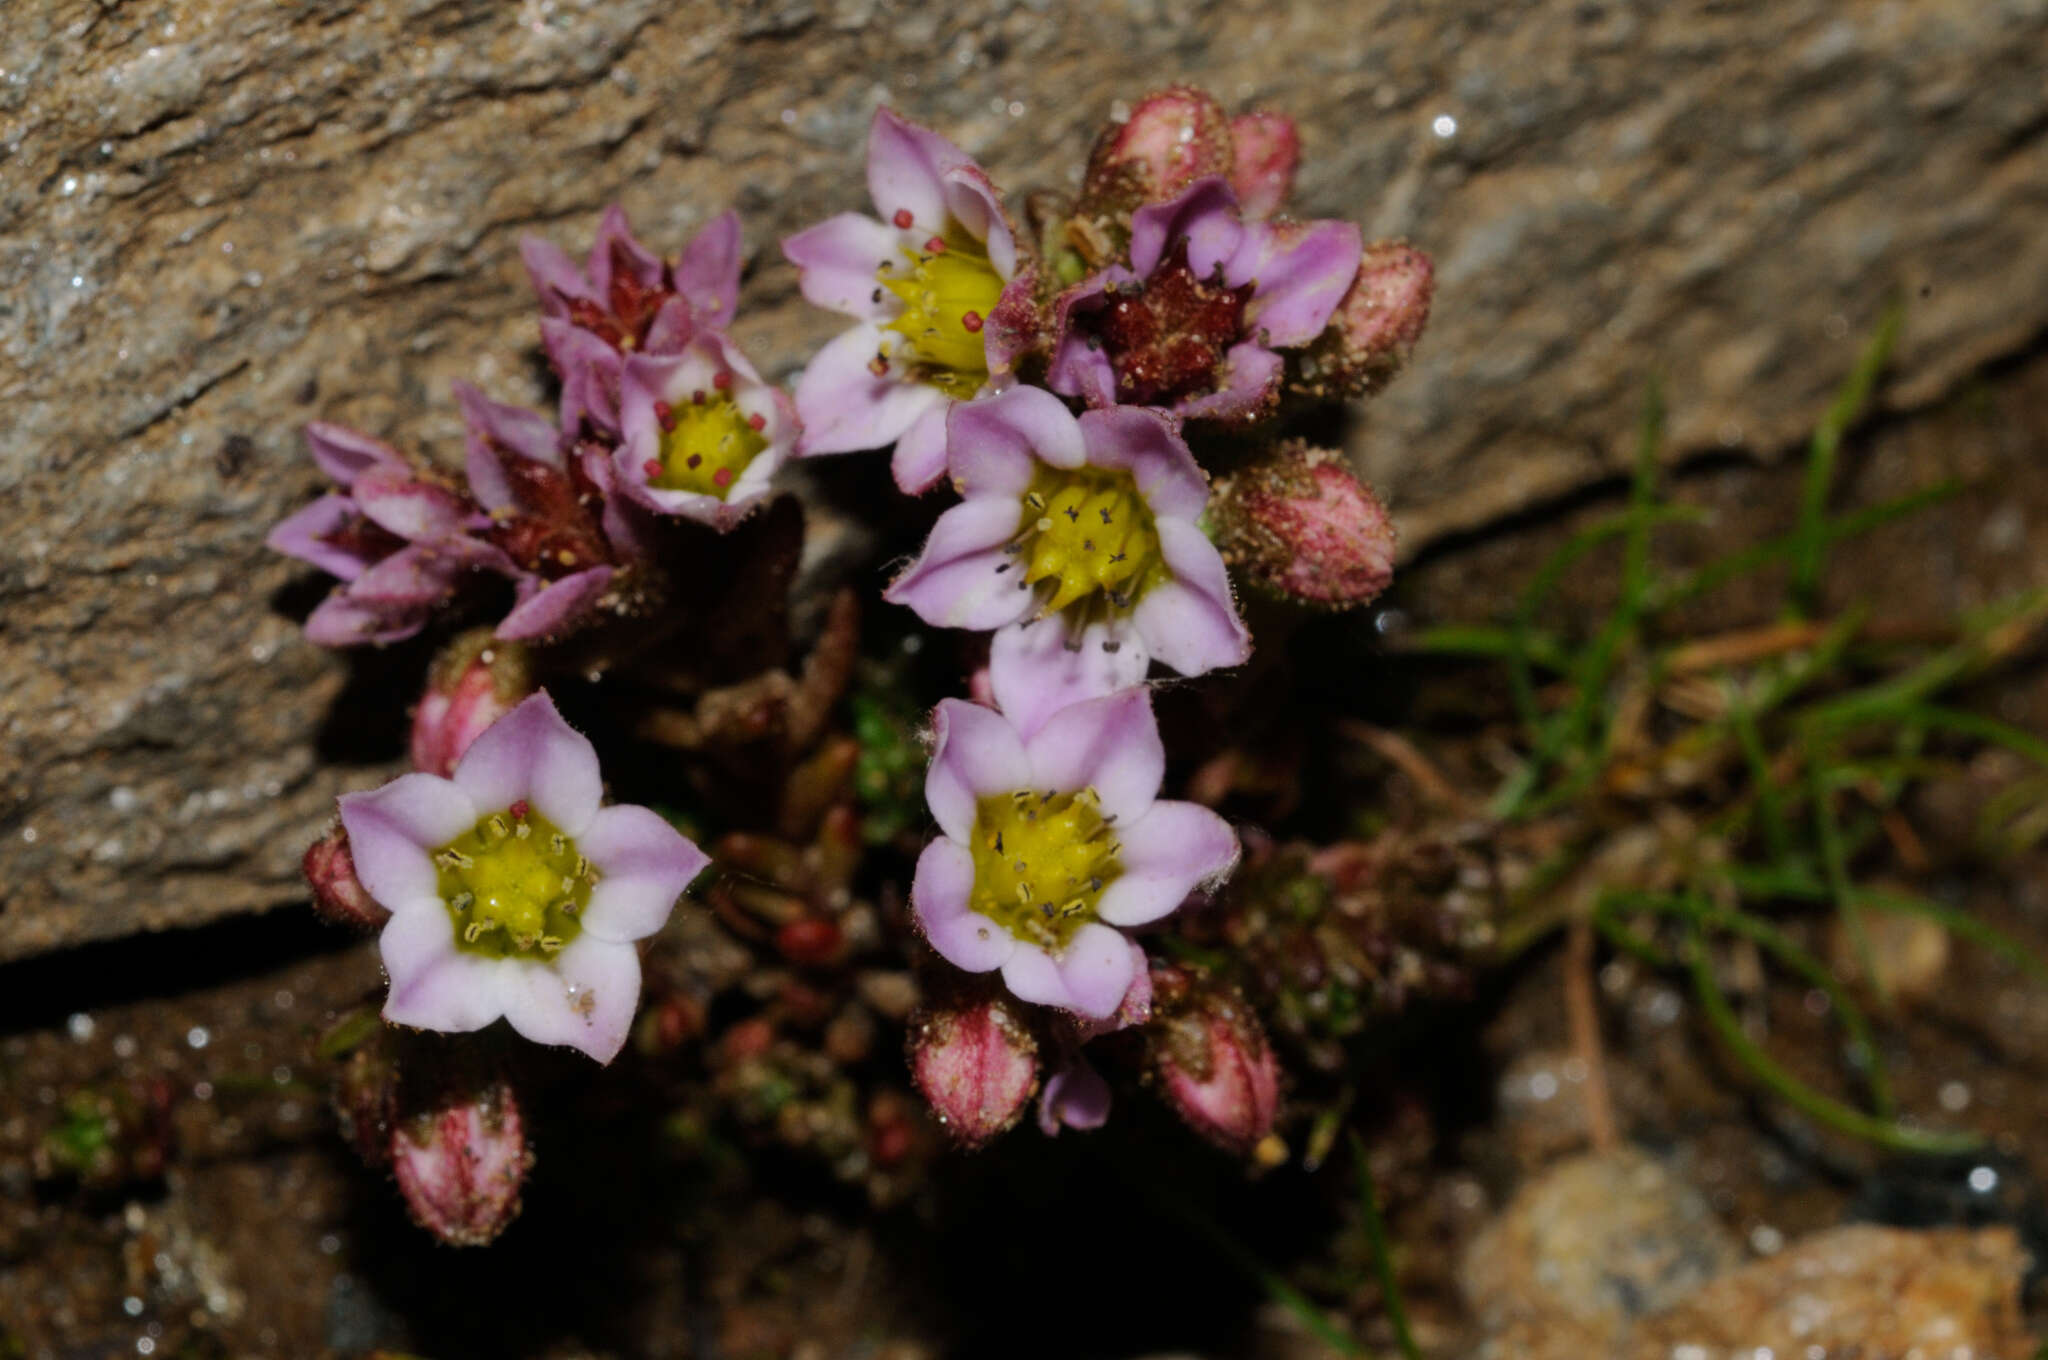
[1726,682,1794,866]
[1686,927,1977,1156]
[1792,302,1904,615]
[1600,889,1892,1116]
[1652,480,1957,616]
[1398,623,1572,674]
[1350,1133,1423,1360]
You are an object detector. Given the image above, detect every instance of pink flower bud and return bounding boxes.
[1148,967,1281,1157]
[907,994,1041,1147]
[303,821,389,931]
[389,1077,531,1247]
[1081,86,1233,214]
[1296,240,1434,400]
[1227,111,1299,218]
[408,628,534,776]
[1213,442,1397,608]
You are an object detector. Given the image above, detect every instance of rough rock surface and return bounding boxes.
[1628,1224,2032,1360]
[4,0,2047,958]
[1460,1147,1744,1340]
[1463,1149,2033,1360]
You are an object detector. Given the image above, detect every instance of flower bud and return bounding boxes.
[1212,441,1397,608]
[303,821,389,931]
[1294,240,1434,400]
[1227,111,1299,219]
[409,628,534,776]
[389,1077,531,1246]
[1148,967,1281,1157]
[1080,86,1233,216]
[907,994,1041,1147]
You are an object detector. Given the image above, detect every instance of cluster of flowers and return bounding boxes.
[795,92,1426,1137]
[268,207,793,648]
[278,85,1432,1238]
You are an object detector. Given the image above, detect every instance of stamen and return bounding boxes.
[893,208,914,229]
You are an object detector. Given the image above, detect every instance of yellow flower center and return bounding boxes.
[649,389,766,500]
[880,226,1004,399]
[1006,464,1171,620]
[968,788,1123,952]
[433,805,594,959]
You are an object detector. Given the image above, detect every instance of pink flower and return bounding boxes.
[266,423,505,647]
[410,630,535,777]
[522,205,742,434]
[455,383,655,642]
[613,332,797,530]
[909,690,1238,1019]
[782,107,1024,494]
[339,692,709,1064]
[883,386,1249,736]
[1046,178,1360,424]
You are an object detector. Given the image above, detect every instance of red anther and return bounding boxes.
[686,453,703,469]
[868,356,890,377]
[653,400,675,430]
[643,459,663,479]
[892,208,915,230]
[692,389,707,405]
[712,370,733,391]
[924,235,947,254]
[961,310,984,333]
[747,411,767,431]
[509,800,529,820]
[712,466,735,489]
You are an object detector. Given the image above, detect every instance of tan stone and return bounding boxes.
[1630,1224,2032,1360]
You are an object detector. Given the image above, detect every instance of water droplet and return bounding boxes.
[185,1026,210,1050]
[1968,1165,1999,1194]
[67,1013,95,1042]
[1431,113,1458,139]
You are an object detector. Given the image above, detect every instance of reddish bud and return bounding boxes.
[409,628,535,776]
[1212,441,1397,609]
[389,1077,531,1247]
[1226,111,1299,218]
[908,995,1041,1147]
[1148,969,1281,1157]
[776,916,847,968]
[1081,85,1233,214]
[303,821,389,931]
[1296,240,1434,400]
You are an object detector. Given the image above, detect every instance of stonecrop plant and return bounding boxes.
[273,85,1433,1244]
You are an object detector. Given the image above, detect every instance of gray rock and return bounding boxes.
[4,0,2046,957]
